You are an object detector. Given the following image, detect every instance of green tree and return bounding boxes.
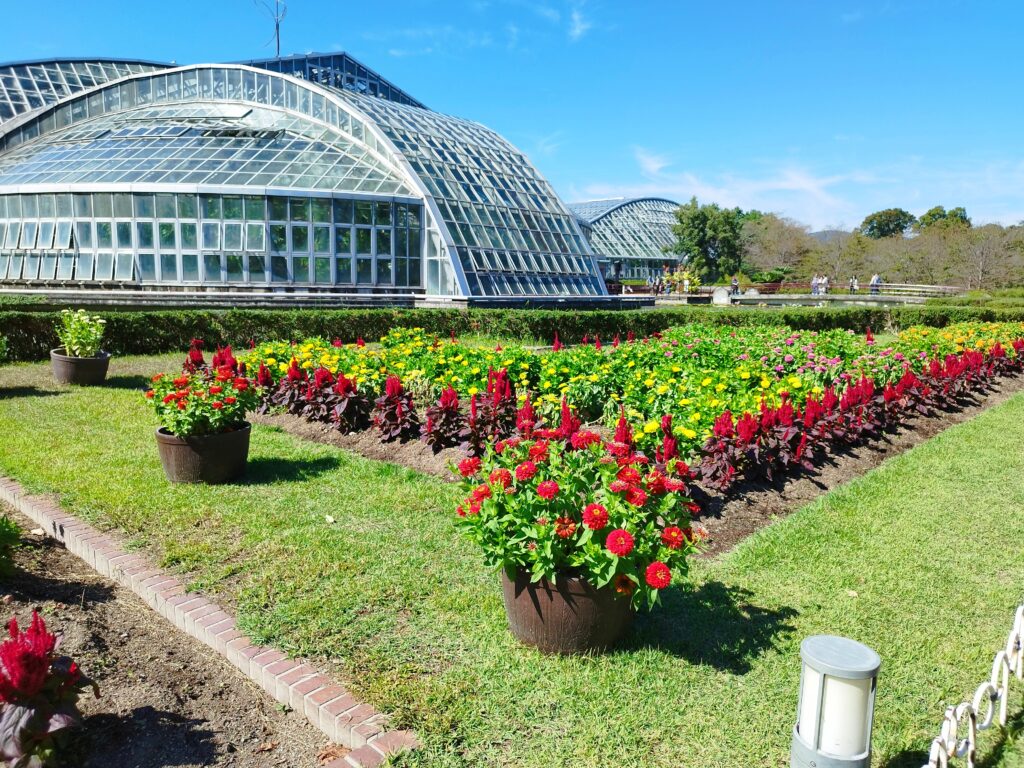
[669,197,744,282]
[860,208,917,239]
[918,205,971,230]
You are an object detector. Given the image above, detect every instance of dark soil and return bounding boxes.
[0,506,340,768]
[255,374,1024,559]
[694,372,1024,556]
[252,412,462,481]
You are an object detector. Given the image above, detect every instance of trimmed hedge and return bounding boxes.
[3,305,1024,362]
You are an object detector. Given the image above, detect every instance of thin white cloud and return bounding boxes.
[365,26,494,57]
[634,146,671,176]
[505,23,521,50]
[569,6,592,41]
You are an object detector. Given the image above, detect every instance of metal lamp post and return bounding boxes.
[792,635,882,768]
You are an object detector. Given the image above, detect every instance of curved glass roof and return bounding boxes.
[0,59,166,125]
[0,62,605,297]
[569,197,679,261]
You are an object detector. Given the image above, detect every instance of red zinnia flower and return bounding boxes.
[553,516,576,538]
[177,400,188,410]
[608,480,630,493]
[625,487,648,507]
[528,441,550,463]
[224,396,237,405]
[570,430,601,450]
[661,526,685,550]
[458,457,482,477]
[616,466,641,485]
[537,480,559,500]
[582,503,609,530]
[211,401,224,410]
[472,484,492,501]
[606,529,634,557]
[644,471,667,494]
[209,385,223,395]
[645,561,671,590]
[233,377,250,391]
[173,376,189,388]
[489,469,512,489]
[145,390,155,399]
[515,461,538,481]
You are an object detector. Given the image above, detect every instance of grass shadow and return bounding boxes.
[236,454,341,485]
[8,539,116,606]
[78,708,218,767]
[104,374,153,391]
[627,581,798,673]
[0,385,63,400]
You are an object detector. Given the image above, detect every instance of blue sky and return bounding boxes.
[5,0,1022,230]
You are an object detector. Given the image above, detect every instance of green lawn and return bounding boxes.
[2,355,1024,767]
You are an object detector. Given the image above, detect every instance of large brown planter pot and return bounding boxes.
[155,423,251,484]
[501,569,634,654]
[50,348,110,386]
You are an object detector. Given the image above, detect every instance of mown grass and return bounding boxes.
[1,355,1024,767]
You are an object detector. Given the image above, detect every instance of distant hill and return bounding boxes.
[809,229,850,243]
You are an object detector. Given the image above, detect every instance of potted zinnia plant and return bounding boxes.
[50,309,109,386]
[455,410,701,654]
[145,355,258,483]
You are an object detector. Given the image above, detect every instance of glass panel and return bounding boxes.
[159,223,176,250]
[245,223,265,252]
[19,222,38,250]
[271,255,289,282]
[95,253,114,280]
[226,253,244,282]
[40,254,57,280]
[291,225,309,252]
[355,201,372,225]
[270,224,287,253]
[293,256,310,282]
[116,222,132,249]
[244,196,264,221]
[376,229,392,256]
[202,222,220,250]
[156,194,176,219]
[223,196,243,220]
[74,194,92,218]
[0,255,8,280]
[356,228,371,254]
[22,254,39,280]
[335,227,351,254]
[95,222,112,249]
[93,194,112,218]
[181,223,198,250]
[249,254,267,282]
[290,198,309,221]
[377,257,393,285]
[113,194,132,218]
[178,195,197,219]
[312,198,332,223]
[201,195,222,219]
[182,254,200,281]
[269,196,288,220]
[356,258,372,284]
[160,253,178,281]
[333,199,352,224]
[204,253,223,281]
[313,226,330,253]
[4,224,20,250]
[8,255,23,280]
[314,257,331,283]
[375,202,392,226]
[224,223,243,250]
[114,253,134,280]
[56,253,75,280]
[138,253,156,281]
[56,194,72,218]
[134,194,154,218]
[336,256,352,283]
[136,222,154,249]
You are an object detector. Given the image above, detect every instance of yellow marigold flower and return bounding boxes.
[701,377,712,386]
[688,412,701,423]
[656,385,669,395]
[643,420,659,434]
[468,386,479,395]
[681,427,697,440]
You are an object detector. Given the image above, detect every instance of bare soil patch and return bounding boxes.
[0,505,338,768]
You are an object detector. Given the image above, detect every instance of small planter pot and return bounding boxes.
[50,348,110,386]
[501,569,634,654]
[155,423,251,484]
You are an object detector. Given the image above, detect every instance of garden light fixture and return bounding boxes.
[791,635,881,768]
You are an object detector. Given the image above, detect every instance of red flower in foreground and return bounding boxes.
[661,526,686,550]
[645,561,672,590]
[144,390,155,399]
[606,529,635,557]
[582,503,609,530]
[537,480,560,500]
[224,396,237,405]
[608,480,630,493]
[515,461,538,482]
[210,401,224,410]
[553,516,576,538]
[172,376,189,388]
[529,441,550,463]
[209,385,223,395]
[570,430,601,450]
[458,457,482,477]
[0,611,57,702]
[616,466,641,485]
[472,484,492,501]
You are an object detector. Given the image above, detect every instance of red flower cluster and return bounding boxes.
[0,612,56,702]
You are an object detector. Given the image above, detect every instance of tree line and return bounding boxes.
[669,197,1024,288]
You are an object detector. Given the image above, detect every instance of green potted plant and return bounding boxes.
[145,360,259,484]
[50,309,109,385]
[454,412,701,654]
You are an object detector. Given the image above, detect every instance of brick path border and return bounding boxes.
[0,476,419,768]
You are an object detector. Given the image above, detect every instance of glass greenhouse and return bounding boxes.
[0,53,609,301]
[569,197,681,281]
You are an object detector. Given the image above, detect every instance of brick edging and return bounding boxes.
[0,477,419,767]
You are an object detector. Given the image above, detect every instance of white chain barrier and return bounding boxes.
[922,605,1024,767]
